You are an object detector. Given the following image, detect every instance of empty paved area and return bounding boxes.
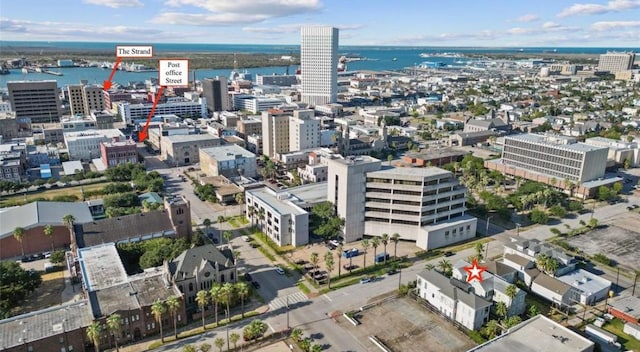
[338,297,475,352]
[566,213,640,270]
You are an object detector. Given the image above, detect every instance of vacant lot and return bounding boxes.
[0,182,110,207]
[14,270,65,315]
[566,212,640,270]
[338,296,475,352]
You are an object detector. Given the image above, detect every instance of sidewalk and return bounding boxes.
[60,266,84,303]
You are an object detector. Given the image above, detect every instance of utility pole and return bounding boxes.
[286,295,290,330]
[486,215,494,237]
[398,268,402,290]
[615,268,620,295]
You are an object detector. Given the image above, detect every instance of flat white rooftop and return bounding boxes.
[78,243,128,292]
[247,187,307,216]
[368,165,452,178]
[506,133,607,153]
[556,269,611,295]
[468,315,594,352]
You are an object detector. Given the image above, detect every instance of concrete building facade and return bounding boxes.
[598,52,635,73]
[289,109,321,152]
[64,129,125,161]
[261,109,290,160]
[301,26,339,106]
[199,144,258,178]
[100,138,138,168]
[7,80,62,123]
[202,77,230,113]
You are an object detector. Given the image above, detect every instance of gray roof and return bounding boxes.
[169,244,234,281]
[163,134,220,144]
[505,133,607,153]
[0,201,93,239]
[454,130,498,139]
[607,295,640,319]
[200,144,256,161]
[533,274,572,295]
[466,118,508,128]
[0,300,94,350]
[485,260,517,279]
[368,165,452,179]
[76,210,174,248]
[417,269,493,310]
[503,253,533,267]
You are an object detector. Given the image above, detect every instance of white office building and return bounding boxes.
[289,109,320,152]
[301,26,339,106]
[116,98,207,124]
[598,52,635,73]
[64,129,124,161]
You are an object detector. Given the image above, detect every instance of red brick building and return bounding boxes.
[0,201,93,259]
[608,296,640,324]
[100,138,138,168]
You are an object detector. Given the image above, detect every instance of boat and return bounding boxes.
[101,63,109,69]
[392,58,397,61]
[418,61,447,69]
[21,68,29,74]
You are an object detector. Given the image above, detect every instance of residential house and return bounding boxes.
[416,269,492,330]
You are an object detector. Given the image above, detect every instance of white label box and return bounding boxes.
[116,45,153,58]
[158,59,189,87]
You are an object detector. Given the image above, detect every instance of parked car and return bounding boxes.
[343,264,358,270]
[241,235,250,242]
[251,281,261,289]
[244,272,252,281]
[275,266,285,275]
[443,251,454,257]
[386,268,398,275]
[360,276,375,284]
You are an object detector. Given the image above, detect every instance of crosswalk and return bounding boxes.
[269,291,308,310]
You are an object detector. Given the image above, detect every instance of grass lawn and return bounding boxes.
[0,182,112,207]
[602,318,640,351]
[14,270,66,315]
[525,294,551,317]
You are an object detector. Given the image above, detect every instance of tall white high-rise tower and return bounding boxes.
[301,26,339,106]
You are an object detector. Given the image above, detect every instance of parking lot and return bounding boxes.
[566,211,640,270]
[337,296,475,352]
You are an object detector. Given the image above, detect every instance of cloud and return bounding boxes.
[558,0,640,17]
[242,23,362,34]
[151,12,268,26]
[83,0,143,8]
[591,20,640,30]
[513,14,539,22]
[505,22,580,36]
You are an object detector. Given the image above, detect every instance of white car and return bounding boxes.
[275,267,285,275]
[241,236,250,242]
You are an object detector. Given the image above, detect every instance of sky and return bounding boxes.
[1,0,640,47]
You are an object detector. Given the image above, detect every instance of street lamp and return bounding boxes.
[516,223,521,237]
[486,215,494,237]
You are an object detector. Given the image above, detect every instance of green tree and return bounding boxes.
[528,304,540,317]
[203,218,212,236]
[391,233,400,258]
[310,345,323,352]
[425,263,435,270]
[588,218,598,229]
[106,313,122,352]
[336,243,343,278]
[0,261,42,319]
[221,282,234,349]
[529,209,549,224]
[87,321,102,352]
[43,224,55,251]
[236,281,250,318]
[200,344,212,352]
[291,328,303,342]
[214,337,225,352]
[13,227,25,257]
[50,250,65,264]
[195,290,209,331]
[483,320,500,339]
[230,332,240,350]
[505,285,517,305]
[223,230,232,247]
[504,315,522,328]
[309,252,319,274]
[210,284,222,326]
[474,242,484,261]
[63,214,76,250]
[324,251,335,288]
[183,345,196,352]
[151,300,166,342]
[166,295,181,340]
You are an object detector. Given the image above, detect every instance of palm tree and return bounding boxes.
[63,214,76,250]
[217,215,225,226]
[195,290,209,331]
[236,281,249,318]
[235,192,244,206]
[214,337,225,352]
[371,237,380,265]
[106,313,122,351]
[183,345,196,352]
[437,259,452,277]
[44,224,55,251]
[151,300,166,342]
[535,254,549,273]
[483,319,500,339]
[496,301,508,320]
[425,263,435,270]
[247,205,256,228]
[86,321,102,352]
[291,328,303,342]
[13,227,25,257]
[309,252,319,274]
[223,230,232,247]
[325,251,335,288]
[203,218,212,236]
[474,242,484,261]
[166,295,181,340]
[391,233,400,258]
[380,234,389,263]
[310,345,323,352]
[528,304,540,318]
[221,283,234,351]
[546,258,559,276]
[336,244,343,278]
[257,208,265,232]
[229,332,240,350]
[361,239,370,268]
[505,285,517,305]
[199,343,212,352]
[210,284,222,326]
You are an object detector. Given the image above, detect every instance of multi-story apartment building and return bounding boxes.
[416,269,492,330]
[83,85,106,114]
[7,80,62,123]
[201,77,230,113]
[486,133,608,189]
[301,26,339,105]
[262,109,291,160]
[64,129,124,161]
[199,144,258,178]
[67,84,85,116]
[237,116,262,138]
[289,109,321,152]
[598,52,636,73]
[245,184,324,246]
[116,98,207,124]
[100,138,138,168]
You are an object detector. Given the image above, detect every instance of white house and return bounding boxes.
[416,270,492,330]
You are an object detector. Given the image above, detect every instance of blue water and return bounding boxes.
[1,41,638,88]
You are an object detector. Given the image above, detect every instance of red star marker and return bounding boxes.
[464,258,488,283]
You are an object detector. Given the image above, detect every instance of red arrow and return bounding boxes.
[102,57,122,91]
[138,86,165,142]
